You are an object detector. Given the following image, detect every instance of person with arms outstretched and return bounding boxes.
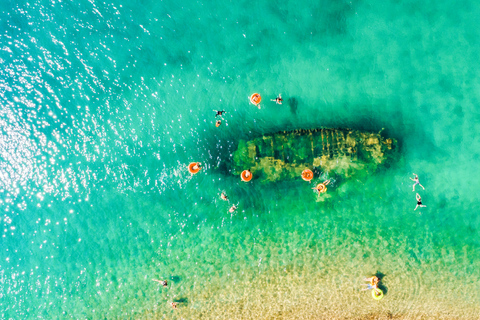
[271,94,283,105]
[214,110,226,117]
[410,173,425,192]
[414,193,426,211]
[152,279,168,287]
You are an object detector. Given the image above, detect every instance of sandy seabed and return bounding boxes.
[136,235,480,320]
[140,274,480,320]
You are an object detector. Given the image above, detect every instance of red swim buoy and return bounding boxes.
[250,93,261,106]
[188,162,201,174]
[301,169,314,181]
[241,170,252,182]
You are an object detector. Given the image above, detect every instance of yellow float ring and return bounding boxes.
[315,183,327,193]
[250,93,261,105]
[241,170,252,182]
[372,288,384,300]
[188,162,201,174]
[301,169,314,181]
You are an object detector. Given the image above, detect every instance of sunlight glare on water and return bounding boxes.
[1,0,480,318]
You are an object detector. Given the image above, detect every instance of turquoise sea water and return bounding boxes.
[1,0,480,318]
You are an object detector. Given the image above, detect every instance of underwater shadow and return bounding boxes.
[375,271,388,295]
[288,97,298,115]
[173,296,189,306]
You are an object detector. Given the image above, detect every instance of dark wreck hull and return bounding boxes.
[231,128,395,182]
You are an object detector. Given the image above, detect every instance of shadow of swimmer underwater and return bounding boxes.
[229,128,397,189]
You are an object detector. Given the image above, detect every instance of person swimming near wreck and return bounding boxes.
[410,173,425,191]
[241,169,252,182]
[152,279,168,287]
[414,193,426,211]
[271,94,283,105]
[215,110,226,117]
[312,179,331,194]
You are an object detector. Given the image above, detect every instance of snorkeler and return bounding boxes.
[414,193,426,211]
[152,279,168,287]
[410,173,425,192]
[215,120,222,127]
[229,204,237,213]
[221,192,228,201]
[271,94,283,105]
[215,110,226,117]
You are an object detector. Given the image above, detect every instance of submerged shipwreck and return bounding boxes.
[231,128,395,183]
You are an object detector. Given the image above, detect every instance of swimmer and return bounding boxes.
[312,179,331,193]
[215,120,222,127]
[244,169,251,178]
[229,204,237,213]
[364,276,379,285]
[410,173,425,192]
[215,110,226,117]
[170,302,178,309]
[271,94,283,105]
[152,279,168,287]
[188,162,201,175]
[414,193,426,211]
[361,276,379,291]
[220,192,228,201]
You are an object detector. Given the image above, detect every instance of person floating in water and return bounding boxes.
[170,302,178,309]
[312,179,331,194]
[229,204,237,213]
[220,192,228,201]
[215,110,226,117]
[414,193,426,211]
[271,94,283,105]
[361,275,379,291]
[152,279,168,287]
[410,173,425,192]
[215,120,222,127]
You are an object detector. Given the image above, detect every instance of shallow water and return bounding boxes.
[1,0,480,318]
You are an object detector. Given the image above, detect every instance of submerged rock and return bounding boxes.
[231,128,396,182]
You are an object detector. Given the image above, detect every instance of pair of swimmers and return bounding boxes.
[215,94,282,126]
[153,279,180,309]
[410,174,427,211]
[221,192,238,213]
